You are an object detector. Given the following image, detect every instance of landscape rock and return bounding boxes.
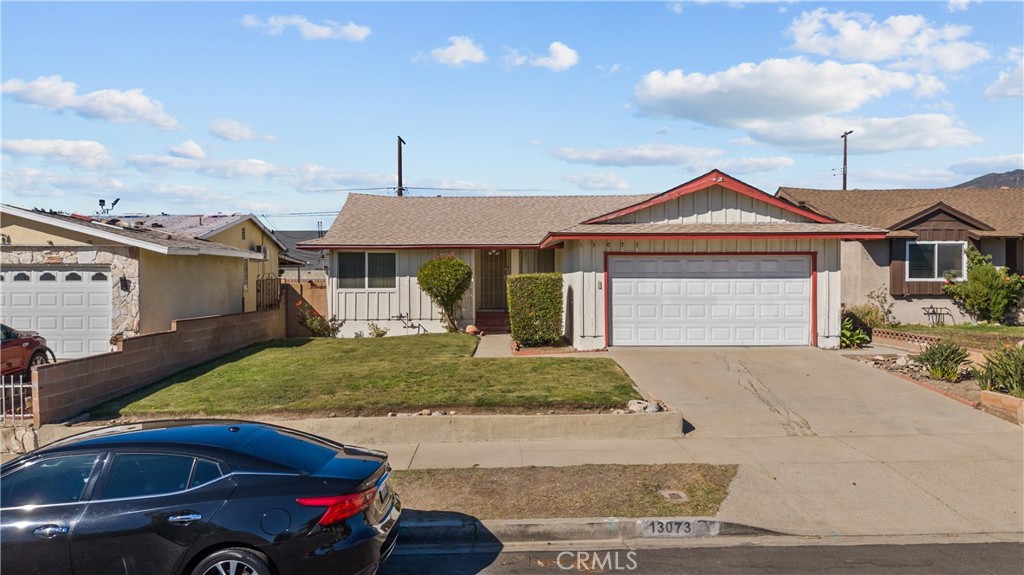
[644,402,664,413]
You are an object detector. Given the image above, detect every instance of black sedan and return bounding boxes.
[0,420,401,575]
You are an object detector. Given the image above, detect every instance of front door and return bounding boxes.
[479,250,510,310]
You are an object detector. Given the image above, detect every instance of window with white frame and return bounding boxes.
[338,252,397,289]
[906,241,966,281]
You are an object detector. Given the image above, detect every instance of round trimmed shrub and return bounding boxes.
[417,255,473,332]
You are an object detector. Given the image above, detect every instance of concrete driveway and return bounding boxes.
[608,346,1013,438]
[608,346,1024,537]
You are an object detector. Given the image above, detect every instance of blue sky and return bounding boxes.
[2,1,1022,231]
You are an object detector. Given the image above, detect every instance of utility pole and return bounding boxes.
[397,135,406,196]
[841,130,853,191]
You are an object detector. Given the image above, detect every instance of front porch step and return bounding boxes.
[474,311,510,334]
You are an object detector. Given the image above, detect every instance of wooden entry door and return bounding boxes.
[479,250,510,309]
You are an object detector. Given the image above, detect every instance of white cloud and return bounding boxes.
[1,75,179,129]
[717,156,795,174]
[2,167,125,198]
[985,47,1024,99]
[2,139,115,169]
[914,74,947,98]
[128,154,278,179]
[210,119,277,142]
[667,3,683,14]
[788,9,989,72]
[241,14,371,41]
[635,58,917,125]
[564,172,630,191]
[554,144,793,175]
[946,0,974,13]
[169,139,205,160]
[531,42,579,72]
[430,36,487,67]
[949,155,1024,175]
[741,113,981,153]
[503,48,528,67]
[555,144,724,167]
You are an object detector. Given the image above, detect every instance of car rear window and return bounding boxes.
[235,427,337,474]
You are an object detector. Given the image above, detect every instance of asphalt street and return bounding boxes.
[380,543,1024,575]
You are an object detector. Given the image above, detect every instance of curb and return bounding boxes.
[396,514,783,547]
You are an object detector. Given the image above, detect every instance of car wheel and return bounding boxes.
[191,548,271,575]
[24,351,49,378]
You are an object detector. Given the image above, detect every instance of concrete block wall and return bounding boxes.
[31,308,286,426]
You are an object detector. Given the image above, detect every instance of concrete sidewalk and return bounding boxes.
[373,430,1023,538]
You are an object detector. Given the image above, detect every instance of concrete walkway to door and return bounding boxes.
[608,346,1023,538]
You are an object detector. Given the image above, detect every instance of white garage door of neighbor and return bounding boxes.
[609,255,811,346]
[1,267,113,358]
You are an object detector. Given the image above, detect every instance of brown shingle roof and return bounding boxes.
[555,222,885,236]
[302,193,657,248]
[2,206,255,258]
[776,187,1024,237]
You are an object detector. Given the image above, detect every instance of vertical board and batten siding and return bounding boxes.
[328,249,475,332]
[607,186,813,225]
[889,213,975,297]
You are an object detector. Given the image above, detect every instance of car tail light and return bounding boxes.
[297,487,378,525]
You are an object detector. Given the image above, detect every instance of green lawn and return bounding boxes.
[94,334,640,418]
[886,324,1024,351]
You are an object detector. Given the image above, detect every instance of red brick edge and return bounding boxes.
[887,371,981,409]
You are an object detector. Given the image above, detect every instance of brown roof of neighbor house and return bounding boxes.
[776,187,1024,237]
[1,206,256,258]
[301,193,658,248]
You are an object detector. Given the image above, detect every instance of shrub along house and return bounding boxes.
[299,170,885,350]
[777,186,1024,325]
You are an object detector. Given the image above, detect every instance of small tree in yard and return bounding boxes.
[943,246,1024,324]
[417,255,473,332]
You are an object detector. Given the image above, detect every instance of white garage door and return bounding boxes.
[1,267,113,358]
[609,255,811,346]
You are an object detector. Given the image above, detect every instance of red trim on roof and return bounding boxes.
[296,244,544,251]
[583,170,837,225]
[539,231,886,249]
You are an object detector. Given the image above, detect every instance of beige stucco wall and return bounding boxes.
[841,239,1022,326]
[138,251,243,334]
[204,220,280,312]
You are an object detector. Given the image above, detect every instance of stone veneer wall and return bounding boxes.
[1,246,142,339]
[30,307,286,426]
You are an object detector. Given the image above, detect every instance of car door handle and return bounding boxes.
[168,513,202,525]
[33,525,69,539]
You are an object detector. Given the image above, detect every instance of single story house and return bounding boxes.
[113,213,287,312]
[299,170,885,350]
[0,205,262,358]
[273,230,330,281]
[777,186,1024,325]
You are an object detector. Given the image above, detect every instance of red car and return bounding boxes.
[1,324,55,379]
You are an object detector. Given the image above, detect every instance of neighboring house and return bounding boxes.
[0,205,260,358]
[299,170,885,350]
[274,230,329,281]
[114,213,286,312]
[777,187,1024,325]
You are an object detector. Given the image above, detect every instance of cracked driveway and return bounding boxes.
[608,347,1023,536]
[608,346,1011,439]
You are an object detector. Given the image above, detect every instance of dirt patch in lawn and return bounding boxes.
[390,464,737,520]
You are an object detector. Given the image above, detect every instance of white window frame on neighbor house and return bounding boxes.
[906,240,967,282]
[337,251,397,290]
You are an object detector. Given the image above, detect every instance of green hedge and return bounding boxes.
[507,272,564,347]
